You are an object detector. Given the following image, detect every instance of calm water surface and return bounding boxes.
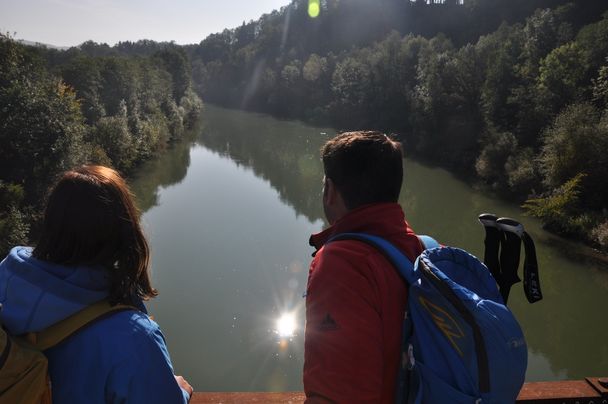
[130,105,608,392]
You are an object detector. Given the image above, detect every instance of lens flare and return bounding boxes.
[308,0,320,18]
[276,312,297,338]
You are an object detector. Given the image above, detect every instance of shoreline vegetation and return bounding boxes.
[0,34,202,256]
[1,0,608,256]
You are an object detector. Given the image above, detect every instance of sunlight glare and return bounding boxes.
[308,0,320,18]
[276,312,297,338]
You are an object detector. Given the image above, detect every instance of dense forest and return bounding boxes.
[2,0,608,255]
[0,35,202,255]
[187,0,608,252]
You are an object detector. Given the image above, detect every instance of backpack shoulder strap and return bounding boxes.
[27,300,136,351]
[327,232,429,403]
[327,232,418,285]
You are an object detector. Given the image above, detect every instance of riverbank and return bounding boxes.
[395,133,608,259]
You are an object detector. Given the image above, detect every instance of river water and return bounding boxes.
[130,104,608,392]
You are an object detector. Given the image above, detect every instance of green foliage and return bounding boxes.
[0,34,203,252]
[575,13,608,78]
[180,88,204,129]
[505,147,539,195]
[0,35,89,201]
[592,61,608,107]
[412,37,485,171]
[154,48,191,101]
[539,102,608,208]
[281,62,301,86]
[161,99,185,141]
[0,182,29,256]
[60,56,105,124]
[591,221,608,251]
[537,42,586,112]
[500,8,573,146]
[0,206,30,258]
[90,104,135,172]
[302,54,327,82]
[330,56,372,127]
[480,28,524,128]
[51,42,202,169]
[363,32,418,132]
[519,8,573,76]
[0,182,24,209]
[98,57,139,116]
[475,129,518,188]
[523,173,586,234]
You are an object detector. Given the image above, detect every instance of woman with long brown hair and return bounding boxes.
[0,165,192,403]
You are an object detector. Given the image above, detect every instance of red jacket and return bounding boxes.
[304,203,424,403]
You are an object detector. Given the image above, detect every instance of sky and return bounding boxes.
[0,0,292,48]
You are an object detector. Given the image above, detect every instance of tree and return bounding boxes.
[575,13,608,82]
[99,57,139,116]
[154,48,191,101]
[303,53,327,82]
[478,23,524,132]
[0,35,88,201]
[475,129,518,189]
[90,101,135,172]
[523,173,586,235]
[0,182,29,256]
[412,36,484,171]
[60,56,106,124]
[196,30,233,63]
[537,42,586,114]
[501,8,573,147]
[330,56,372,128]
[592,60,608,108]
[539,103,608,209]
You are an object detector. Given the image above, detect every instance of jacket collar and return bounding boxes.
[309,202,412,251]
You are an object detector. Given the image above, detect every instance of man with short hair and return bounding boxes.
[303,131,424,403]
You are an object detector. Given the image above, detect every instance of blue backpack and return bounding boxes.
[328,233,527,404]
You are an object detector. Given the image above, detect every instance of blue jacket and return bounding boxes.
[0,247,189,404]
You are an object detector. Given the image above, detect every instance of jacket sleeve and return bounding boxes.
[105,325,190,404]
[303,245,385,403]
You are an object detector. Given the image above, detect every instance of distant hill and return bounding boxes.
[18,39,70,50]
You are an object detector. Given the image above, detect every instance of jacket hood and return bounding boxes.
[0,246,110,334]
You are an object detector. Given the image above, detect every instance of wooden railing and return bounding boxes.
[191,377,608,403]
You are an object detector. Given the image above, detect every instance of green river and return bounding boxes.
[130,104,608,392]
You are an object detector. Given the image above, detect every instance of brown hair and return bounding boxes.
[33,165,157,305]
[321,131,404,209]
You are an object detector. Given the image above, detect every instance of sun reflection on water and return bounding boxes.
[275,312,297,339]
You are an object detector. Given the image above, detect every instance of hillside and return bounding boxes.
[188,0,608,251]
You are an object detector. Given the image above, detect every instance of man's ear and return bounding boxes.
[323,177,348,224]
[323,177,336,204]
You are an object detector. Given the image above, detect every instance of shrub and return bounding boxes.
[523,173,585,235]
[539,103,608,209]
[591,221,608,250]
